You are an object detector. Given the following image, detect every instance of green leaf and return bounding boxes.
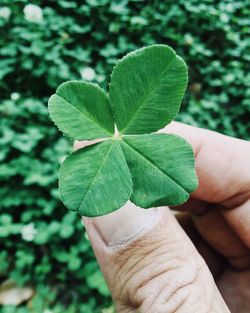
[48,81,114,140]
[48,45,198,217]
[121,133,198,208]
[59,140,132,217]
[109,44,188,134]
[86,270,110,296]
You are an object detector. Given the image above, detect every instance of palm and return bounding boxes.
[176,196,250,313]
[217,268,250,312]
[165,121,250,312]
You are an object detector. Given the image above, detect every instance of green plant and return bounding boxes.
[49,45,198,217]
[1,0,249,311]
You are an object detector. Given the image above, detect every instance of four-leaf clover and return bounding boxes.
[48,44,198,217]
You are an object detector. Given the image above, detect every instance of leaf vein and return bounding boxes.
[79,142,114,211]
[123,140,189,195]
[121,55,176,133]
[56,94,112,135]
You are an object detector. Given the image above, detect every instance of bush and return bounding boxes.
[0,0,249,312]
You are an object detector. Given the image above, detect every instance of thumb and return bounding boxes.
[83,202,230,313]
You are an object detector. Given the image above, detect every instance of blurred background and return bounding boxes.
[0,0,249,312]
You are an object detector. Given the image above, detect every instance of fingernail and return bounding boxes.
[91,201,161,247]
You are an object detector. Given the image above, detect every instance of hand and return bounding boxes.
[76,122,250,313]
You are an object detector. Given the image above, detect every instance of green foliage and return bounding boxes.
[59,140,132,217]
[109,45,187,134]
[0,0,249,312]
[51,45,197,217]
[49,81,114,140]
[122,134,197,208]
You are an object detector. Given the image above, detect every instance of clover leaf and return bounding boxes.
[48,44,198,217]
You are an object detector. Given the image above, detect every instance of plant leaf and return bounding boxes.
[109,45,188,134]
[48,81,114,140]
[121,133,198,208]
[59,139,132,217]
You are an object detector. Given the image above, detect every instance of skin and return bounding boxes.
[76,122,250,312]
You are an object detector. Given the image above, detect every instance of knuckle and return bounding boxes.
[111,235,213,313]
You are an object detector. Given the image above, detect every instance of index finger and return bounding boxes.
[163,122,250,207]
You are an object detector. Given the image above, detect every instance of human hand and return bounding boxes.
[76,122,250,312]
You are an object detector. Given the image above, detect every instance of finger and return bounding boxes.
[223,202,250,248]
[193,208,250,270]
[176,212,225,277]
[163,122,250,206]
[84,202,230,312]
[172,198,209,215]
[164,122,250,252]
[74,138,103,150]
[216,269,250,313]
